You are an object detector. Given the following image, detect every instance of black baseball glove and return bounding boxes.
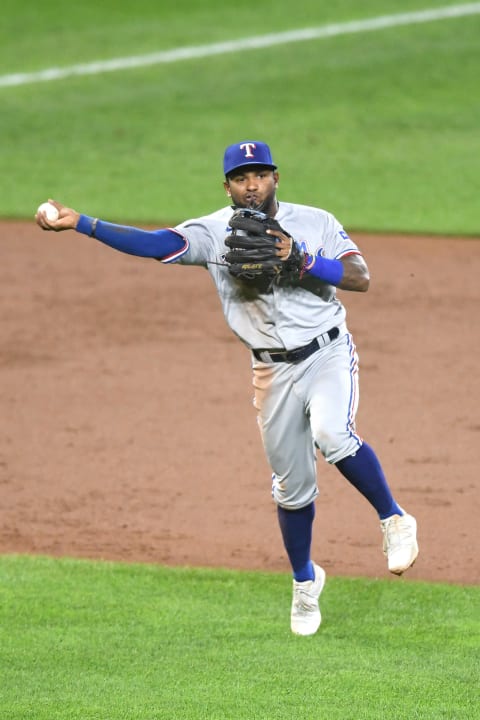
[224,208,305,288]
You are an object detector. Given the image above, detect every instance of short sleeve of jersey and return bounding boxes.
[172,219,211,266]
[323,212,361,260]
[172,207,232,266]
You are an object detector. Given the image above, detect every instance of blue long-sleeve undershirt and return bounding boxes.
[76,214,187,261]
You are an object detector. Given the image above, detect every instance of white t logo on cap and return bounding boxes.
[240,143,256,158]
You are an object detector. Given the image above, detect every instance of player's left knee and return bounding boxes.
[271,472,318,509]
[315,430,360,465]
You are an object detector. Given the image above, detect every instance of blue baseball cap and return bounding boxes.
[223,140,277,176]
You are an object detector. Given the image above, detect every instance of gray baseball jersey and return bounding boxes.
[170,201,361,350]
[168,200,363,508]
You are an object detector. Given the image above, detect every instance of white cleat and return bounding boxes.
[291,563,326,636]
[381,512,419,575]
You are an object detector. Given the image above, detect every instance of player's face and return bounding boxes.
[224,167,279,214]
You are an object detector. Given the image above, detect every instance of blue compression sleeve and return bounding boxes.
[76,214,188,261]
[277,503,315,581]
[303,254,344,286]
[336,442,403,519]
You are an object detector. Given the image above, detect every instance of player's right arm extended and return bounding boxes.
[76,215,188,262]
[35,200,188,262]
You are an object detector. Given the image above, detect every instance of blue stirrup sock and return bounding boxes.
[335,442,403,520]
[277,502,316,582]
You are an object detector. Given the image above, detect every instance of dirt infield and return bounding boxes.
[1,221,478,584]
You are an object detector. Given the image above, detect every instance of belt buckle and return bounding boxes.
[270,350,287,362]
[285,340,316,364]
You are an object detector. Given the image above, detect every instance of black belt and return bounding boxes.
[252,327,340,364]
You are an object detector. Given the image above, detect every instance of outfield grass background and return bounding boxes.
[1,0,479,233]
[1,2,479,718]
[1,556,478,720]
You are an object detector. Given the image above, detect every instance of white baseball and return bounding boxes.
[37,202,59,222]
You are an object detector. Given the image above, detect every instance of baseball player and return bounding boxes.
[35,140,419,636]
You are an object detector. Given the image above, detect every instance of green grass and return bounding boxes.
[0,0,479,233]
[1,555,478,719]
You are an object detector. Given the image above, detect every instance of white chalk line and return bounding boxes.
[1,3,480,88]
